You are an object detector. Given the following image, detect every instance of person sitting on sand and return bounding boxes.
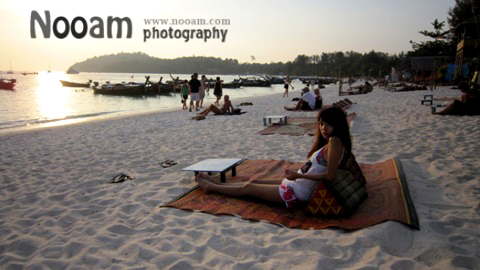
[433,82,480,115]
[197,95,234,116]
[196,106,353,208]
[287,87,316,111]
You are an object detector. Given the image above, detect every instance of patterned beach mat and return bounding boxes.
[161,159,419,230]
[258,113,355,136]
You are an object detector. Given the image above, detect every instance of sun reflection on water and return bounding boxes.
[35,71,71,120]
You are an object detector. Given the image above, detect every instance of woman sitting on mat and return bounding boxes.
[197,95,234,116]
[433,82,480,115]
[196,106,352,208]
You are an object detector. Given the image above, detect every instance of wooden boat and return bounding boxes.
[207,79,242,89]
[93,83,154,95]
[239,77,271,87]
[92,76,162,96]
[0,78,16,90]
[60,80,91,87]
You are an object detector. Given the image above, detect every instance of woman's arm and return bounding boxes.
[285,137,344,182]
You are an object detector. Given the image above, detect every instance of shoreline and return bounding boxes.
[1,85,479,269]
[0,84,307,137]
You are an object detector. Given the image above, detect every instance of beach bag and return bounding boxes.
[305,153,367,217]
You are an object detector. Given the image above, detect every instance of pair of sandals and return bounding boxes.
[110,173,134,184]
[160,160,177,168]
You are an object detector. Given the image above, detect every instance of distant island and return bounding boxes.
[69,51,404,77]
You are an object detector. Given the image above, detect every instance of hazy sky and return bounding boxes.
[0,0,454,72]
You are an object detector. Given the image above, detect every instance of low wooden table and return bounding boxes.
[431,104,447,113]
[263,115,287,126]
[182,158,246,182]
[421,99,433,105]
[421,94,434,105]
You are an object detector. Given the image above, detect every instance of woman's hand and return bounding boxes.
[285,169,300,180]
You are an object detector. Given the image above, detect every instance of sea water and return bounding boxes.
[0,72,310,132]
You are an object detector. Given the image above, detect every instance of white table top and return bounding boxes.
[264,115,287,118]
[182,158,245,172]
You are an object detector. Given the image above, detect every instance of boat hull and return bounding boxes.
[60,80,90,87]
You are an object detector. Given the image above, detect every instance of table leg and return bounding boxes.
[220,172,226,183]
[269,118,272,124]
[284,117,287,124]
[263,118,267,126]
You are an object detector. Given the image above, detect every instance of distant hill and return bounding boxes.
[69,52,244,74]
[69,51,406,77]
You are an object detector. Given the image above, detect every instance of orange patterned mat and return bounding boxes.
[162,159,419,230]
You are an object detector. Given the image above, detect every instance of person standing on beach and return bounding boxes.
[170,74,179,95]
[199,75,210,108]
[283,75,294,98]
[213,77,223,106]
[196,106,354,208]
[188,73,201,112]
[181,80,189,110]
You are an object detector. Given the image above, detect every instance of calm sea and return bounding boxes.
[0,72,300,132]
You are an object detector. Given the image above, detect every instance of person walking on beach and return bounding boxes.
[213,77,223,106]
[196,106,353,208]
[283,75,294,98]
[188,73,201,112]
[181,80,189,110]
[199,75,210,108]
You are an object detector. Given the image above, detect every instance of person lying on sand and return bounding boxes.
[196,106,355,208]
[433,82,480,115]
[197,95,234,116]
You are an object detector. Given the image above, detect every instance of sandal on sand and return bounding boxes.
[110,173,134,184]
[191,115,206,120]
[160,160,178,168]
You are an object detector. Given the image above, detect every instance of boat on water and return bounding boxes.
[92,76,162,96]
[239,76,271,87]
[60,80,91,88]
[0,78,16,90]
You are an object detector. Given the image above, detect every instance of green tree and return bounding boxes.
[409,19,455,57]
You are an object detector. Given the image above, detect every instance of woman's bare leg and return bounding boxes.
[196,173,282,186]
[249,179,283,185]
[196,174,284,205]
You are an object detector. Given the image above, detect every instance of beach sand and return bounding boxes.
[1,85,479,269]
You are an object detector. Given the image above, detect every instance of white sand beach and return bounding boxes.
[1,84,479,269]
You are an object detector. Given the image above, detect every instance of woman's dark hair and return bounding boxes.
[307,106,352,158]
[458,81,469,92]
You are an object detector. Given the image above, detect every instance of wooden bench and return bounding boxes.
[182,158,246,183]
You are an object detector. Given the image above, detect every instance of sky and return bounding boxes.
[0,0,455,72]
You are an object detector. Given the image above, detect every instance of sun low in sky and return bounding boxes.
[0,0,453,72]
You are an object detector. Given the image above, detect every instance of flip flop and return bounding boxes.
[110,173,134,183]
[160,160,178,168]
